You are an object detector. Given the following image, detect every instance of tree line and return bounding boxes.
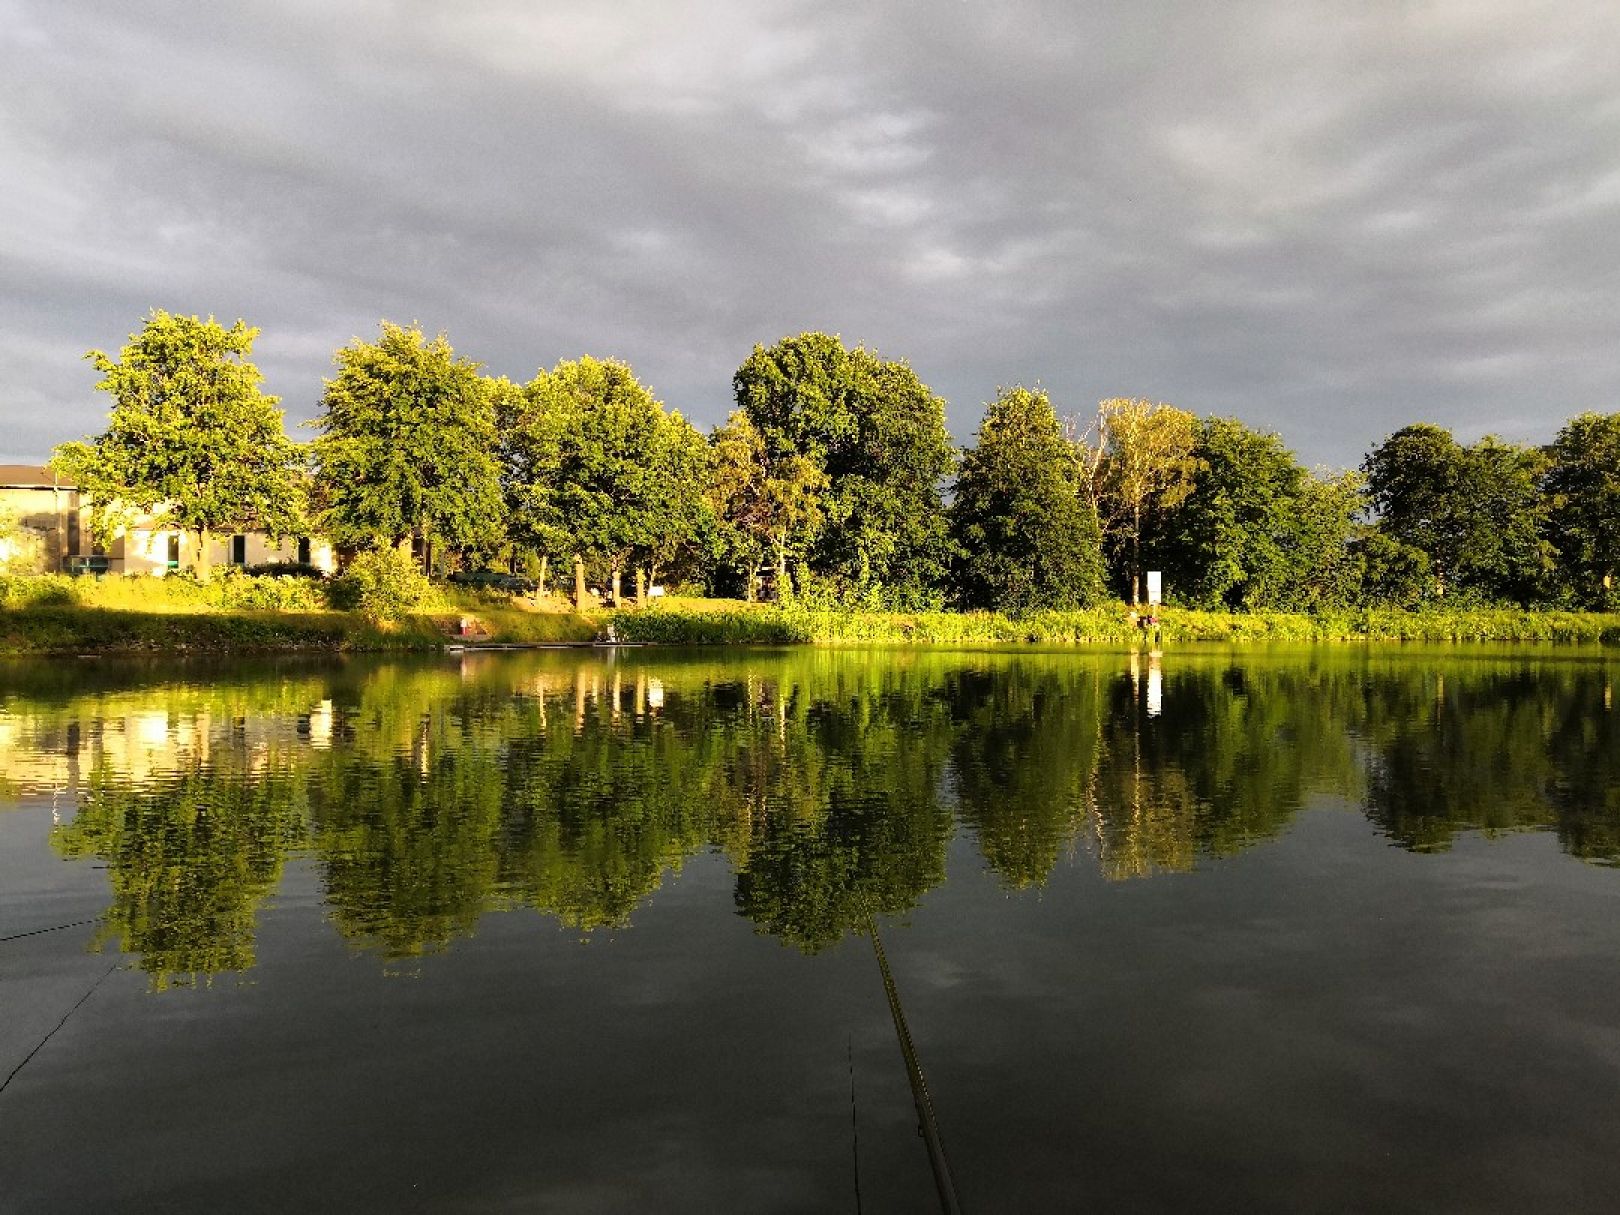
[53,309,1620,610]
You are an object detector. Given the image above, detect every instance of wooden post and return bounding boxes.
[574,556,586,611]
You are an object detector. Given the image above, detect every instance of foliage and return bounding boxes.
[950,386,1105,612]
[1351,531,1431,609]
[329,547,437,620]
[734,332,954,606]
[501,356,711,591]
[707,410,826,600]
[1544,411,1620,609]
[50,310,305,574]
[1154,418,1361,610]
[311,322,503,556]
[1084,397,1201,601]
[1364,424,1552,604]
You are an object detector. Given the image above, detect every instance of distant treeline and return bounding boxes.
[49,311,1620,612]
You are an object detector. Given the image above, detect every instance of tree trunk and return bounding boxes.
[610,565,622,607]
[574,556,586,611]
[1130,504,1142,605]
[746,566,758,603]
[537,554,549,596]
[194,526,212,582]
[635,567,647,606]
[773,534,789,601]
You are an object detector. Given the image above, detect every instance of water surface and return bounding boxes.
[2,646,1618,1212]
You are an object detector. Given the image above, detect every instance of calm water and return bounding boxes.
[2,645,1618,1213]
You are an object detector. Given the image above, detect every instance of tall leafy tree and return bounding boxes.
[1364,424,1550,603]
[52,310,304,578]
[311,322,503,563]
[1544,411,1620,608]
[502,356,709,599]
[733,332,954,606]
[1154,418,1359,609]
[949,386,1105,612]
[707,410,826,600]
[1085,397,1201,602]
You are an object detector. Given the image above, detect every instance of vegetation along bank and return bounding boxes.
[4,309,1617,634]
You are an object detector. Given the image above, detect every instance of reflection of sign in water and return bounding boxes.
[1146,571,1162,605]
[1147,657,1162,717]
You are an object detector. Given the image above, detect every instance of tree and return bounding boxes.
[501,356,709,601]
[1364,424,1551,603]
[949,386,1105,612]
[1154,418,1359,609]
[733,333,954,606]
[1085,398,1200,603]
[311,322,503,565]
[707,411,826,600]
[1544,411,1620,608]
[51,310,304,578]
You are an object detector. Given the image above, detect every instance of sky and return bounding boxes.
[2,0,1617,469]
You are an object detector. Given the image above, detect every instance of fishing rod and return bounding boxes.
[868,916,964,1215]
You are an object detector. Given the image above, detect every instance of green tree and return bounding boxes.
[1085,398,1201,603]
[52,310,304,578]
[1364,425,1551,603]
[501,356,709,601]
[733,333,954,606]
[707,410,827,600]
[311,322,503,564]
[1544,411,1620,608]
[1155,418,1358,609]
[949,386,1105,612]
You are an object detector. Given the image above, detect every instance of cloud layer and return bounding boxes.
[3,0,1618,466]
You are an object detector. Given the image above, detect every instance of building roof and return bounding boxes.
[0,464,74,489]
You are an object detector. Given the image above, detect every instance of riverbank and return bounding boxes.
[4,598,1620,655]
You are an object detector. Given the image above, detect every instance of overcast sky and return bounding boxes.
[2,0,1617,468]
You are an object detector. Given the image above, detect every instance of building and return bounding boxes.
[0,464,335,576]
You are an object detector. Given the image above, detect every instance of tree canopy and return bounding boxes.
[707,410,826,600]
[1364,425,1550,604]
[733,332,954,606]
[52,310,304,575]
[1154,418,1361,610]
[1544,411,1620,608]
[950,386,1105,612]
[311,322,504,559]
[501,356,710,594]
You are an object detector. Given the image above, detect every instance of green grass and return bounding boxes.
[3,584,1618,655]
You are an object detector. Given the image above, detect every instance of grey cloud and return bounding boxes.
[2,0,1617,467]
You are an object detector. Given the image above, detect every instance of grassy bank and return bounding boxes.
[4,592,1620,655]
[0,604,599,655]
[611,602,1620,646]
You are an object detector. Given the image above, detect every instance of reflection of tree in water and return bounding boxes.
[1361,663,1620,863]
[946,662,1105,888]
[26,649,1620,982]
[53,754,304,989]
[726,667,957,952]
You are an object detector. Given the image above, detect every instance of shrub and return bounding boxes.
[329,549,436,620]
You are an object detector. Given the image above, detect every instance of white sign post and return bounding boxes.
[1146,571,1162,605]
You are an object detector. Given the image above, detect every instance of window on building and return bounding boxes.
[166,535,180,569]
[67,511,80,556]
[231,535,247,566]
[297,537,311,565]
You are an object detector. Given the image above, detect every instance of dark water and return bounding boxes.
[2,646,1618,1213]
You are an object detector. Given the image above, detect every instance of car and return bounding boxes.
[245,561,327,578]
